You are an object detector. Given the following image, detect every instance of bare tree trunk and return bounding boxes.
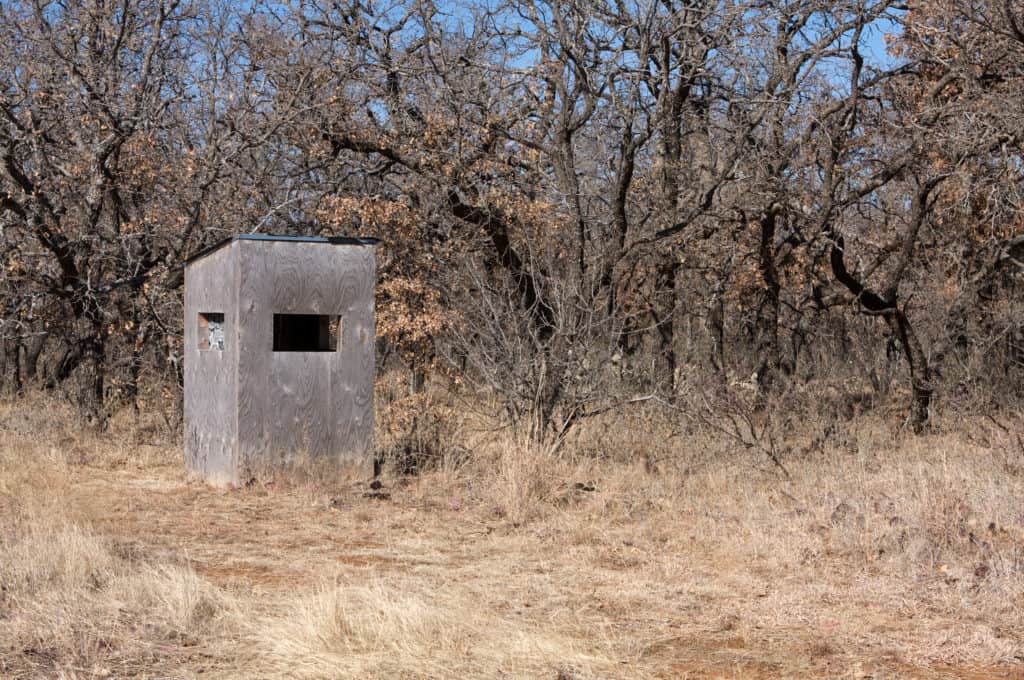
[0,326,9,394]
[76,314,109,427]
[654,255,679,398]
[0,321,26,394]
[888,309,932,433]
[829,235,933,432]
[409,355,427,396]
[12,345,22,394]
[755,207,782,391]
[708,289,725,374]
[22,329,46,386]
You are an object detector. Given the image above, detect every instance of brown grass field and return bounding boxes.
[2,393,1024,679]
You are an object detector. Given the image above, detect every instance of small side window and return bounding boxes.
[198,312,225,350]
[273,314,341,352]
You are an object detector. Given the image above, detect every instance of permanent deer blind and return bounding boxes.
[183,234,377,485]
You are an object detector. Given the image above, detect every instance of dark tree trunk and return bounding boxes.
[121,300,158,411]
[22,330,45,385]
[11,342,23,394]
[76,314,109,427]
[408,354,427,396]
[755,207,782,391]
[887,309,932,433]
[653,255,679,398]
[829,235,933,432]
[708,290,725,374]
[0,331,9,394]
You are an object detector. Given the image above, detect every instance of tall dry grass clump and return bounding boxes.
[0,396,237,679]
[486,441,579,525]
[253,579,620,678]
[257,582,474,676]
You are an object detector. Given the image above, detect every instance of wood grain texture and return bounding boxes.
[346,247,376,462]
[269,352,332,461]
[228,238,375,480]
[236,239,272,478]
[183,244,237,485]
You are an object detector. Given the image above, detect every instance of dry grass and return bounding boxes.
[1,393,1024,678]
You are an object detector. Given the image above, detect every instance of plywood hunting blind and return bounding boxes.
[184,235,377,485]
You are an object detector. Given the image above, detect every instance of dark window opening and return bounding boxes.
[273,314,341,352]
[198,313,225,350]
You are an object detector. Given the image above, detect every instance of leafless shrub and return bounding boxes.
[377,388,468,475]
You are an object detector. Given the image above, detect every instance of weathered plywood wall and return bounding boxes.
[183,243,237,484]
[235,240,375,478]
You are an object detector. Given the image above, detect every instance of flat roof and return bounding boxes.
[184,234,379,266]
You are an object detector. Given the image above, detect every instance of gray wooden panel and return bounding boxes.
[183,245,237,485]
[269,352,333,464]
[266,238,362,313]
[327,244,376,462]
[236,239,272,478]
[350,246,378,464]
[218,238,376,479]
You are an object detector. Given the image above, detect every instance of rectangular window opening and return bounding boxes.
[273,314,341,352]
[198,312,225,351]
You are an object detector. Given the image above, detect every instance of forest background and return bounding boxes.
[2,0,1023,450]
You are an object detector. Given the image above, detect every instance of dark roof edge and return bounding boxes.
[184,234,379,266]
